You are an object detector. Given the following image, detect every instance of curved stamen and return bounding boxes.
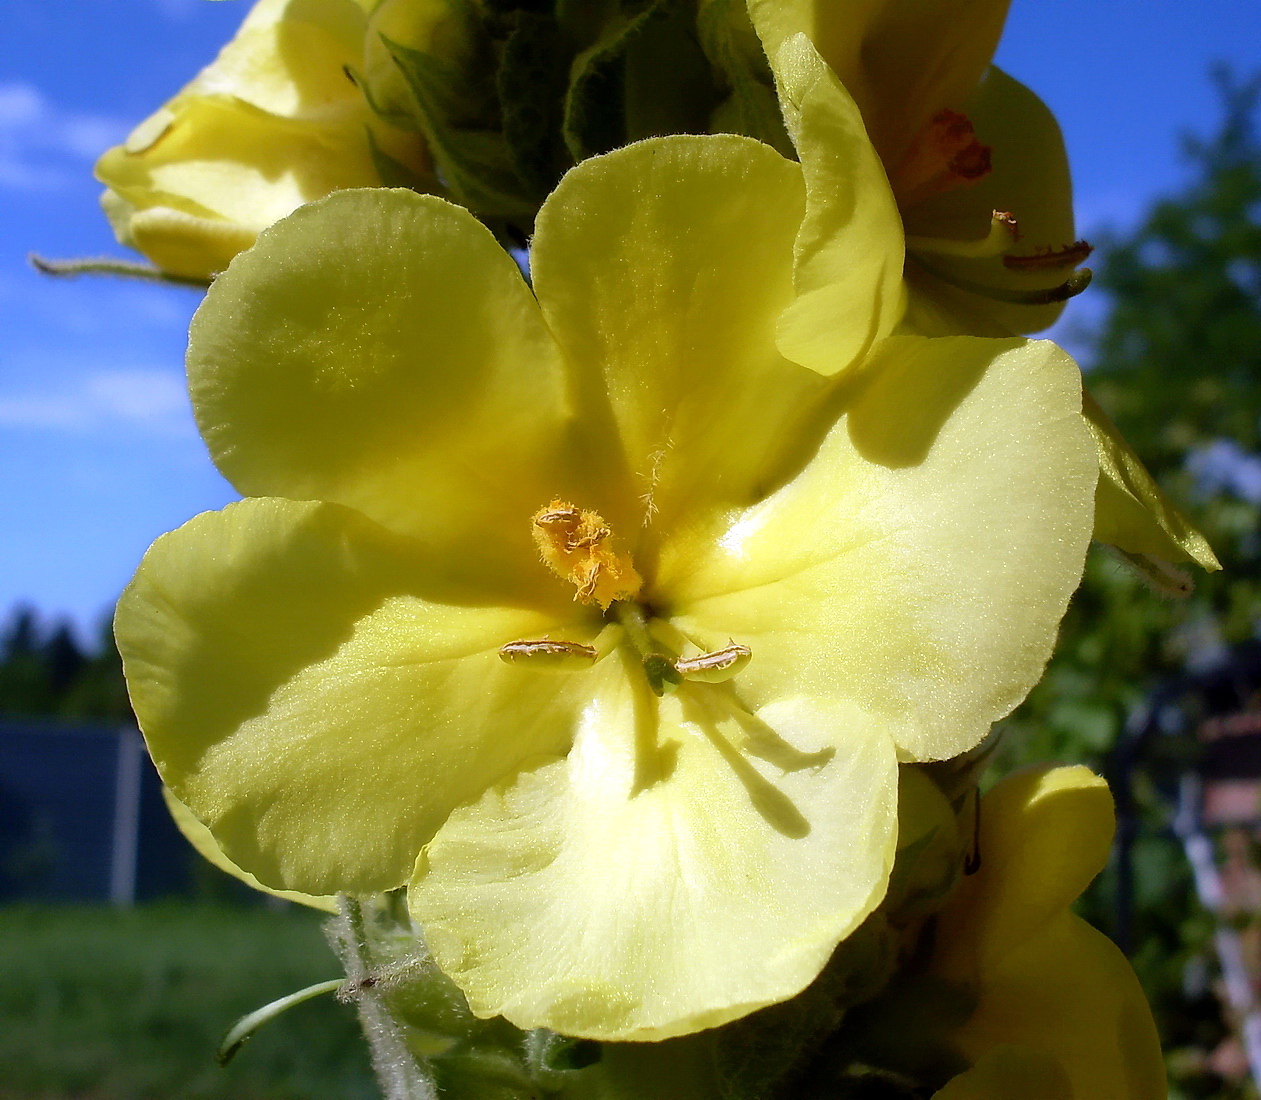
[910,253,1093,305]
[906,211,1019,260]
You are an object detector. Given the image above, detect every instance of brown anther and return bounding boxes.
[1003,240,1095,271]
[675,643,752,684]
[993,210,1020,239]
[499,639,599,670]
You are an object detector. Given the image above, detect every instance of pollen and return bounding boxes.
[891,109,993,209]
[532,500,642,610]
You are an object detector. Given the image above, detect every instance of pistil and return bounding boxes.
[611,601,682,697]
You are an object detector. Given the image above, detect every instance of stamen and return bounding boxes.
[909,254,1093,305]
[532,499,641,610]
[1111,549,1194,599]
[906,210,1019,260]
[499,639,599,671]
[1003,240,1094,271]
[675,644,752,684]
[891,109,993,209]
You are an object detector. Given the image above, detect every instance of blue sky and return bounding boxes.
[1,0,1260,638]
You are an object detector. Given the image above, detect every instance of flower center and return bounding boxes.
[531,499,642,610]
[499,499,751,695]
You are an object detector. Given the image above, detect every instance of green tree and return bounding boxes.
[0,605,131,722]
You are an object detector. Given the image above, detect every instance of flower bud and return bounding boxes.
[96,0,434,279]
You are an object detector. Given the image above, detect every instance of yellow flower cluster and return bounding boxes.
[102,1,1187,1096]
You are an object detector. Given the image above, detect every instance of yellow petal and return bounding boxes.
[664,336,1096,762]
[896,298,1217,570]
[905,68,1081,336]
[934,1045,1073,1100]
[940,766,1115,946]
[411,660,897,1040]
[162,786,337,913]
[188,187,614,598]
[945,919,1166,1100]
[769,36,906,377]
[1084,389,1220,570]
[117,497,596,897]
[182,0,368,117]
[530,134,832,540]
[749,0,1011,167]
[934,767,1166,1100]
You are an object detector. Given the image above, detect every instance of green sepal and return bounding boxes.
[525,1028,604,1078]
[817,976,976,1093]
[920,730,1002,810]
[365,126,440,193]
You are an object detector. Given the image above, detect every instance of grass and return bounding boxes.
[0,903,378,1100]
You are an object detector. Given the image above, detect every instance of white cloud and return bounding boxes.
[0,369,191,436]
[0,81,130,190]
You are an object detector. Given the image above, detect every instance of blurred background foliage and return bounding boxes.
[0,65,1259,1100]
[998,66,1261,1099]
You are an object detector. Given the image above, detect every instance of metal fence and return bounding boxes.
[0,720,192,904]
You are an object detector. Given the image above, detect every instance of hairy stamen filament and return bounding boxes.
[905,210,1019,260]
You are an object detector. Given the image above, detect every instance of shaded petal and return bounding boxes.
[1085,390,1220,570]
[664,336,1096,762]
[934,1046,1073,1100]
[768,36,906,376]
[411,662,897,1040]
[905,68,1080,336]
[117,497,598,897]
[749,0,1010,166]
[162,786,337,913]
[189,188,606,597]
[933,768,1166,1100]
[530,134,834,539]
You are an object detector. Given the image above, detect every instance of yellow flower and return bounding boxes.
[115,80,1096,1037]
[928,766,1166,1099]
[95,0,433,280]
[764,33,1218,577]
[749,0,1087,335]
